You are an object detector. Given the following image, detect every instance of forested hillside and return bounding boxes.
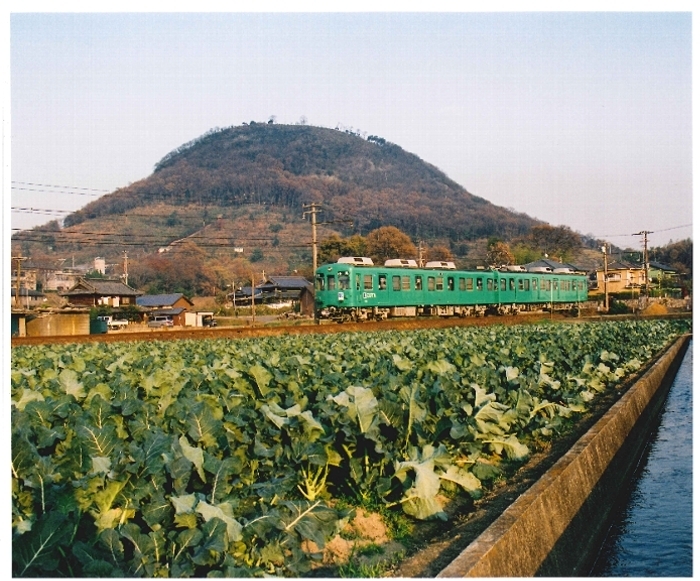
[62,123,539,240]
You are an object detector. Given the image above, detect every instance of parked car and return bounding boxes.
[148,315,174,328]
[97,315,129,330]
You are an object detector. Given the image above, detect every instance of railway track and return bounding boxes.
[10,312,690,347]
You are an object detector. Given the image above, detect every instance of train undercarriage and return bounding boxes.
[318,302,582,323]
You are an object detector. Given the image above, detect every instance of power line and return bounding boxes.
[12,181,109,195]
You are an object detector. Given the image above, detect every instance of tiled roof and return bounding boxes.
[61,278,141,296]
[137,293,192,307]
[258,276,312,290]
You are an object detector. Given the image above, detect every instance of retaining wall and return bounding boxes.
[437,333,691,577]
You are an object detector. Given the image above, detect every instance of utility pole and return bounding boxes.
[601,244,609,312]
[418,241,425,267]
[633,230,652,301]
[303,203,322,273]
[122,251,129,287]
[13,255,28,308]
[251,273,256,326]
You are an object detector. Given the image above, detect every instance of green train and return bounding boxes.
[314,257,588,322]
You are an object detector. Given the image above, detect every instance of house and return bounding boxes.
[590,260,646,294]
[136,293,194,327]
[60,278,142,308]
[229,275,315,315]
[11,288,47,309]
[522,258,587,274]
[648,262,679,286]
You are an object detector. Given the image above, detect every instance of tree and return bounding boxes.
[427,245,454,262]
[522,225,581,262]
[364,226,417,264]
[486,241,515,267]
[318,233,367,265]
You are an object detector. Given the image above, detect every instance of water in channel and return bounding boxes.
[590,340,693,577]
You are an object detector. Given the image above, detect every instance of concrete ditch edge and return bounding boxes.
[436,334,691,578]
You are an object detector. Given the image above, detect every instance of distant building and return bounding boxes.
[590,260,646,294]
[136,293,194,326]
[60,278,142,308]
[230,275,314,315]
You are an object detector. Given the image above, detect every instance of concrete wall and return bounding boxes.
[437,334,690,578]
[26,313,90,337]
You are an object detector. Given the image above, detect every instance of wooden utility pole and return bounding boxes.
[602,244,609,312]
[13,255,28,308]
[122,251,129,286]
[251,273,256,326]
[633,230,652,298]
[303,203,322,273]
[418,241,425,267]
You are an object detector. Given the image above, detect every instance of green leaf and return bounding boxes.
[247,364,272,398]
[195,500,243,542]
[179,436,206,482]
[58,368,86,400]
[329,385,378,434]
[13,511,71,576]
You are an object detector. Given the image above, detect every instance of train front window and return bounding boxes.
[315,274,325,291]
[339,273,350,290]
[327,275,336,290]
[364,275,373,290]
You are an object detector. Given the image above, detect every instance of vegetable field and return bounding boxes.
[11,318,691,577]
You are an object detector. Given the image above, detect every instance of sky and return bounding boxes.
[5,5,695,253]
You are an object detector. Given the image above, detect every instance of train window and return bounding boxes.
[532,278,538,291]
[436,276,444,291]
[487,279,494,291]
[379,274,387,290]
[466,278,474,291]
[518,279,524,291]
[509,278,515,291]
[402,276,410,290]
[448,277,455,291]
[500,279,506,291]
[459,277,466,291]
[364,275,373,290]
[339,273,350,290]
[415,276,423,290]
[355,274,361,290]
[392,276,401,291]
[524,279,530,291]
[476,278,483,291]
[428,277,435,291]
[327,275,336,290]
[315,274,325,291]
[554,280,559,291]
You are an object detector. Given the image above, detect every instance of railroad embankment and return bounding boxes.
[436,333,691,577]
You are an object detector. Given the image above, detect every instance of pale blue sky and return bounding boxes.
[8,9,694,250]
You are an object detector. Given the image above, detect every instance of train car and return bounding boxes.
[314,258,588,322]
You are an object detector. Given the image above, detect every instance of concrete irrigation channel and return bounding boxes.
[433,333,691,577]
